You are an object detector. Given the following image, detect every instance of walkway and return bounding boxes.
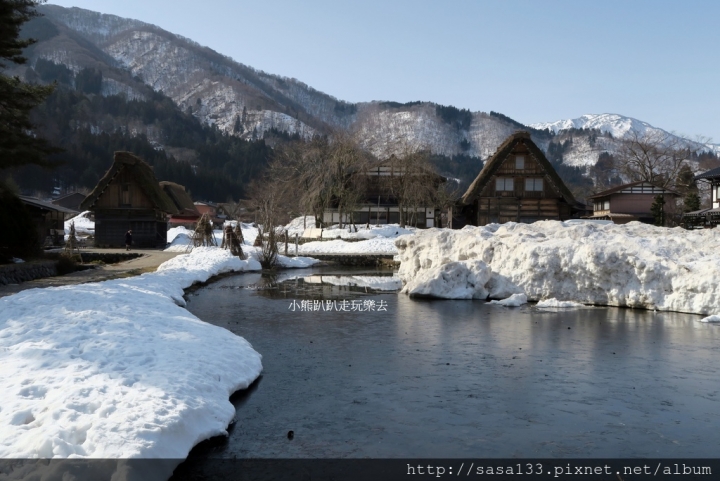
[0,248,184,299]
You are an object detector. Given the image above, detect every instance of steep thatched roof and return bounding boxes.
[460,131,576,206]
[160,181,200,216]
[80,151,179,214]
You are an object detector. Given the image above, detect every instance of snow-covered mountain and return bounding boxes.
[532,113,720,156]
[17,5,719,173]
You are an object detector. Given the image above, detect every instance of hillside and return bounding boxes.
[9,5,719,202]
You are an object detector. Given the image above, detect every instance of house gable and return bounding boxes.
[460,131,577,225]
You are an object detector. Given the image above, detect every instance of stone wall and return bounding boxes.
[0,261,58,286]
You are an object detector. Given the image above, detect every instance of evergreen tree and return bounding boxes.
[0,0,58,172]
[683,191,700,213]
[651,194,666,226]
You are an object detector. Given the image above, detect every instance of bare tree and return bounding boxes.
[381,149,446,227]
[613,131,691,188]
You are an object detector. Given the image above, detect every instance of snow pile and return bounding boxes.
[536,298,586,308]
[318,223,416,240]
[700,315,720,323]
[0,247,262,469]
[395,221,720,315]
[403,260,491,299]
[300,237,400,255]
[283,216,316,237]
[488,293,528,307]
[64,211,95,235]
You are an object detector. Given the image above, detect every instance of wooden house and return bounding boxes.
[52,192,87,212]
[19,196,78,246]
[161,182,201,228]
[460,131,580,225]
[322,157,447,228]
[80,152,179,247]
[194,201,226,226]
[586,181,679,225]
[683,167,720,227]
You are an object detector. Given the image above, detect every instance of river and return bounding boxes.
[173,265,719,476]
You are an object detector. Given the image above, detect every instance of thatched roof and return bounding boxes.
[460,131,576,206]
[80,151,179,214]
[160,181,199,216]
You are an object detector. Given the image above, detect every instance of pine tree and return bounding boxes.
[651,194,666,226]
[0,0,58,172]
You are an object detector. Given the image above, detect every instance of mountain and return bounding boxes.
[10,5,719,201]
[531,113,720,157]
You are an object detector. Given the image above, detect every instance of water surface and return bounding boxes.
[182,267,719,459]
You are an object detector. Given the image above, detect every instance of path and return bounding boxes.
[0,248,183,299]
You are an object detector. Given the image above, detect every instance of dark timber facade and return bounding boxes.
[80,152,179,248]
[461,131,579,226]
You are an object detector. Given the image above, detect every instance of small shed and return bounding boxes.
[19,196,78,246]
[586,181,679,225]
[161,182,201,227]
[460,131,579,226]
[80,152,178,247]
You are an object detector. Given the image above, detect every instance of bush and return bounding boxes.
[55,253,79,275]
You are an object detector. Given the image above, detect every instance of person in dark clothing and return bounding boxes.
[125,229,133,251]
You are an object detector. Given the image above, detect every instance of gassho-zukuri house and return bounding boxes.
[459,131,584,226]
[80,151,179,248]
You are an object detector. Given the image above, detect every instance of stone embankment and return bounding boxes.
[0,261,58,286]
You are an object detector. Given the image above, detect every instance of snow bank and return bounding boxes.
[0,247,262,471]
[536,298,586,308]
[395,221,720,315]
[317,223,416,240]
[488,293,528,307]
[700,315,720,323]
[299,237,399,255]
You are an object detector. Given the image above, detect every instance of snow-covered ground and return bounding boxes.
[395,221,720,316]
[0,248,264,478]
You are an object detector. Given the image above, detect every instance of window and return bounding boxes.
[604,200,610,210]
[515,155,525,169]
[496,178,514,191]
[121,184,131,206]
[525,178,543,191]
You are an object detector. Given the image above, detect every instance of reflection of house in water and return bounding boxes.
[81,152,179,247]
[460,131,582,226]
[587,181,679,225]
[19,196,78,246]
[323,158,447,228]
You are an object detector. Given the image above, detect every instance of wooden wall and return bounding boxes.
[472,144,571,225]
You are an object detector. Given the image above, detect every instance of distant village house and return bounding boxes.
[460,131,582,226]
[587,181,679,225]
[80,152,179,248]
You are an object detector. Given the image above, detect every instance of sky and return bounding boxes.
[46,0,720,142]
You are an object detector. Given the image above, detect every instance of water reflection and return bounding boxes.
[184,267,719,459]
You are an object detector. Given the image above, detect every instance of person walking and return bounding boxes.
[125,229,133,251]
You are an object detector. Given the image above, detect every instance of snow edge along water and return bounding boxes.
[0,247,318,480]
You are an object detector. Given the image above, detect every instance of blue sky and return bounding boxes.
[48,0,720,142]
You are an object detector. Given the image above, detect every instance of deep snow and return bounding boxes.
[0,248,263,470]
[396,221,720,316]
